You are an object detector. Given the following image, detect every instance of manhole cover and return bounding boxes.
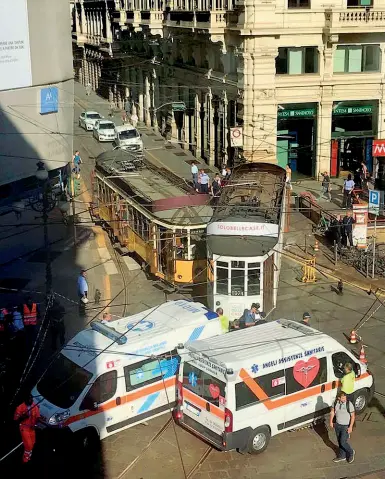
[174,152,187,157]
[154,138,164,142]
[27,251,62,263]
[165,145,175,149]
[0,278,30,291]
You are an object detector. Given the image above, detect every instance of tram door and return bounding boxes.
[263,254,274,314]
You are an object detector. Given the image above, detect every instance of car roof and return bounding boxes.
[84,110,100,115]
[98,120,114,125]
[185,319,339,373]
[115,125,137,132]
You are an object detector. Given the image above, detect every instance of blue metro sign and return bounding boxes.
[40,87,59,114]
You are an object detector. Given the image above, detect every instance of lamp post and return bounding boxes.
[35,161,52,300]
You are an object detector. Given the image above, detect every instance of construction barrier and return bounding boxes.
[359,345,367,363]
[314,240,319,252]
[349,330,358,344]
[301,257,316,283]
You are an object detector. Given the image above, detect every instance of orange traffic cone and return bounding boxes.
[349,330,358,344]
[359,345,367,363]
[314,240,319,252]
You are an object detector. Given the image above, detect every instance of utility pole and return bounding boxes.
[71,175,77,247]
[372,215,377,279]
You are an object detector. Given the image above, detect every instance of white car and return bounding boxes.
[93,120,116,142]
[78,110,103,131]
[113,125,143,151]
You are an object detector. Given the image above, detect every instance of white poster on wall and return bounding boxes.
[0,0,32,91]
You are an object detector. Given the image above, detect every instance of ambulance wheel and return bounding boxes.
[353,389,369,415]
[75,428,100,456]
[247,426,271,454]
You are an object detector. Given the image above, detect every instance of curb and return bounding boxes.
[346,467,385,478]
[282,248,385,297]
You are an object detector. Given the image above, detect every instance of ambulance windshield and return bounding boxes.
[37,353,92,408]
[183,362,225,408]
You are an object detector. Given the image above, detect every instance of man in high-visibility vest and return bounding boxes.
[14,393,40,463]
[23,297,40,350]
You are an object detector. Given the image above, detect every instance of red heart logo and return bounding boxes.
[293,357,320,388]
[209,383,220,399]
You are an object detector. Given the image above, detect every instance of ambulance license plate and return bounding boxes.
[185,402,200,417]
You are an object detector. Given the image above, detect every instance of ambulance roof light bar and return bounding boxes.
[91,321,128,345]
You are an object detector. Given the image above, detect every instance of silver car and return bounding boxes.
[78,110,103,131]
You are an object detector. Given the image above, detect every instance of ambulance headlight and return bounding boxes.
[48,410,70,425]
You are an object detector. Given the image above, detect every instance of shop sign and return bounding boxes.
[352,204,368,249]
[207,221,279,237]
[333,105,373,116]
[372,140,385,157]
[277,108,316,119]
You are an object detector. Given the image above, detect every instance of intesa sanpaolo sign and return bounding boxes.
[207,221,279,237]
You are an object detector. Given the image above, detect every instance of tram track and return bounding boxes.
[186,445,213,479]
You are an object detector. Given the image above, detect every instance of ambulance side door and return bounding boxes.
[78,370,118,438]
[123,350,180,425]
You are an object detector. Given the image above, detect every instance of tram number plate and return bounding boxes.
[231,290,244,296]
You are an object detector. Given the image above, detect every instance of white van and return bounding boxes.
[114,124,143,151]
[175,319,374,454]
[32,300,221,447]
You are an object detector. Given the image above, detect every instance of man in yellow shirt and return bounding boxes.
[341,362,355,403]
[216,307,229,333]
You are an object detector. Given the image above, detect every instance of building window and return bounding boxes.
[347,0,373,6]
[288,0,310,8]
[231,261,245,296]
[80,370,117,410]
[235,370,285,410]
[247,262,261,295]
[276,47,318,75]
[334,45,380,73]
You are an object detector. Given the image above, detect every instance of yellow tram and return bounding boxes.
[92,150,213,286]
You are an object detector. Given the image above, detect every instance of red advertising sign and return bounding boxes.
[372,140,385,157]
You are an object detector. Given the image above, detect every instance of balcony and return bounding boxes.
[164,10,228,33]
[140,11,163,34]
[325,8,385,34]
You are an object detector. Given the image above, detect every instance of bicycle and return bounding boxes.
[312,214,330,235]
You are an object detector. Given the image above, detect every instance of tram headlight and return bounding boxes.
[216,301,221,306]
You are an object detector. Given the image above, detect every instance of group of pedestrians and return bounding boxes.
[191,161,231,197]
[329,210,356,248]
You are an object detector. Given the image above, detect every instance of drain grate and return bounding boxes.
[165,145,176,149]
[174,152,187,157]
[0,278,30,291]
[27,251,62,263]
[154,138,164,142]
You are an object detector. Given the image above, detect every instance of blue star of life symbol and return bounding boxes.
[188,372,198,387]
[127,320,154,332]
[251,364,259,374]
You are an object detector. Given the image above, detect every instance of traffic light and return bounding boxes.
[72,177,81,197]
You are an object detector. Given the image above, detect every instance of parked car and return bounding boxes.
[78,111,103,131]
[93,120,116,142]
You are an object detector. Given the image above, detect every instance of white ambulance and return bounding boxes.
[175,319,374,454]
[32,300,222,448]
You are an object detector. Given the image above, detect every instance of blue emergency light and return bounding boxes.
[91,321,127,345]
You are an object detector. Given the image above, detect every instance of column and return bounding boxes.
[144,74,151,126]
[222,91,228,165]
[80,3,86,34]
[208,91,215,166]
[195,93,202,158]
[153,75,160,130]
[138,70,144,123]
[317,97,333,177]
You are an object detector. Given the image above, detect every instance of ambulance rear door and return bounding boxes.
[181,360,227,447]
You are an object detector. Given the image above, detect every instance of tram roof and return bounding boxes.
[95,150,213,226]
[207,235,277,257]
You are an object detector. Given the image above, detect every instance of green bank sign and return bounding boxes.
[333,105,373,115]
[278,108,316,118]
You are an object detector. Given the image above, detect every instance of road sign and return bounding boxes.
[369,190,380,216]
[230,127,243,147]
[172,102,186,112]
[40,87,59,114]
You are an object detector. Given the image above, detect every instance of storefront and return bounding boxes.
[277,103,318,177]
[330,100,378,177]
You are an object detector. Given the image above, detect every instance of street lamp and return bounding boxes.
[35,161,52,300]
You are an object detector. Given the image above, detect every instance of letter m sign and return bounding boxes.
[372,139,385,157]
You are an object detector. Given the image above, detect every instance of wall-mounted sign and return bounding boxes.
[353,203,368,249]
[40,87,59,114]
[230,127,243,147]
[277,108,316,119]
[372,139,385,157]
[207,221,279,237]
[0,0,32,91]
[333,105,373,116]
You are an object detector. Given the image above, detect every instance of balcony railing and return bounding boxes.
[325,8,385,32]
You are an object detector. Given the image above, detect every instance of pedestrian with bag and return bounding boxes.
[77,269,89,313]
[73,151,82,180]
[342,210,355,247]
[319,171,332,201]
[330,391,355,464]
[14,393,40,463]
[342,174,355,209]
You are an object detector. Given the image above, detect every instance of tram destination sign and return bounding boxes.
[207,221,279,237]
[333,105,373,115]
[278,108,316,119]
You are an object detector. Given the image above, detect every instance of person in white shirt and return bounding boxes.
[343,174,355,209]
[191,161,199,191]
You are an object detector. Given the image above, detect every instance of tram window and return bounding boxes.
[231,265,245,296]
[247,264,261,296]
[216,263,229,295]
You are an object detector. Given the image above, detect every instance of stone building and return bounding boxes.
[73,0,385,177]
[0,0,74,203]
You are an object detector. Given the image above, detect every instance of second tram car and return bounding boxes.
[207,163,287,318]
[92,150,213,287]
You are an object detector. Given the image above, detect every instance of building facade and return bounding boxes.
[0,0,74,203]
[73,0,385,177]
